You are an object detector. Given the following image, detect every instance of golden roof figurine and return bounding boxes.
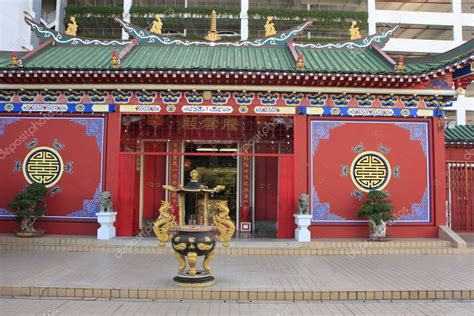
[395,55,405,72]
[65,16,78,36]
[205,10,221,42]
[150,14,163,34]
[349,20,361,40]
[296,54,305,70]
[264,16,277,37]
[111,51,120,68]
[10,53,22,68]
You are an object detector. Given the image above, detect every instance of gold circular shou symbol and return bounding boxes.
[350,151,391,192]
[23,146,64,188]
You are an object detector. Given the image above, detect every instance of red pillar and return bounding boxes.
[117,154,135,236]
[293,114,308,213]
[433,117,447,228]
[277,156,294,238]
[277,115,308,238]
[104,112,120,212]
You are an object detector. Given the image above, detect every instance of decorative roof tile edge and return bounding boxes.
[294,25,399,50]
[25,17,132,46]
[405,40,474,64]
[445,125,474,143]
[114,17,312,47]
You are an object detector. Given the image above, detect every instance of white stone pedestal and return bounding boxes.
[294,214,312,242]
[97,212,117,240]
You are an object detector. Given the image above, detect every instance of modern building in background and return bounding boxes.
[368,0,473,126]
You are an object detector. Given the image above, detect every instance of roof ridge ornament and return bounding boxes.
[205,10,221,42]
[10,53,23,68]
[264,17,277,37]
[349,20,361,40]
[395,55,405,72]
[295,24,399,50]
[24,16,131,46]
[150,14,163,35]
[115,17,311,47]
[65,16,78,36]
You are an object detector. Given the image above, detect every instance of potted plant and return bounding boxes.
[357,190,395,241]
[9,183,47,237]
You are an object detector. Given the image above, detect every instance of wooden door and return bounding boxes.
[254,157,278,221]
[143,155,166,221]
[448,162,474,231]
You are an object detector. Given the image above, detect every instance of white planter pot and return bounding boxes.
[294,214,312,242]
[97,212,117,240]
[368,219,387,239]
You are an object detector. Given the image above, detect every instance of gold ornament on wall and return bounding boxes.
[65,16,78,36]
[150,14,163,34]
[264,16,277,36]
[205,10,221,41]
[349,20,361,40]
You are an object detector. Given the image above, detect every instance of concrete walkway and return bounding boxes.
[1,297,474,315]
[1,250,473,301]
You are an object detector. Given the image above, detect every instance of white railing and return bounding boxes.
[41,10,57,29]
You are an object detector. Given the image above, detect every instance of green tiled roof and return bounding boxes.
[445,125,474,143]
[122,46,295,71]
[298,46,393,73]
[1,18,472,76]
[25,46,119,69]
[0,57,11,68]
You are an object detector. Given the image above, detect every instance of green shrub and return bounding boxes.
[9,183,47,232]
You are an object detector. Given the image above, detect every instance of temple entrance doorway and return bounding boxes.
[183,153,238,225]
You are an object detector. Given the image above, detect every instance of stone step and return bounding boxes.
[0,235,461,255]
[1,286,473,302]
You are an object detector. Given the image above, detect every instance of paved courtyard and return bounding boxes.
[1,297,474,315]
[1,250,473,293]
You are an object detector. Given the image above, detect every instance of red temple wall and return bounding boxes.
[446,145,474,162]
[0,115,107,235]
[307,117,446,238]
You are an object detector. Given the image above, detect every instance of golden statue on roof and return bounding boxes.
[151,14,163,34]
[65,16,78,36]
[205,10,221,42]
[264,16,277,37]
[349,20,361,40]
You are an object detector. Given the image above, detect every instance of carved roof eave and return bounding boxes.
[1,55,471,88]
[294,24,399,50]
[25,17,132,47]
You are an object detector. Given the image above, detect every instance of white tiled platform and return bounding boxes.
[0,249,473,301]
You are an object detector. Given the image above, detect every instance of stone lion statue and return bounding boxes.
[100,191,113,213]
[296,193,309,215]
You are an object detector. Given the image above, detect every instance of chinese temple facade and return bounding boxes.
[0,17,472,238]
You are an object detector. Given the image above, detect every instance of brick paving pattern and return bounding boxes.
[1,297,473,315]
